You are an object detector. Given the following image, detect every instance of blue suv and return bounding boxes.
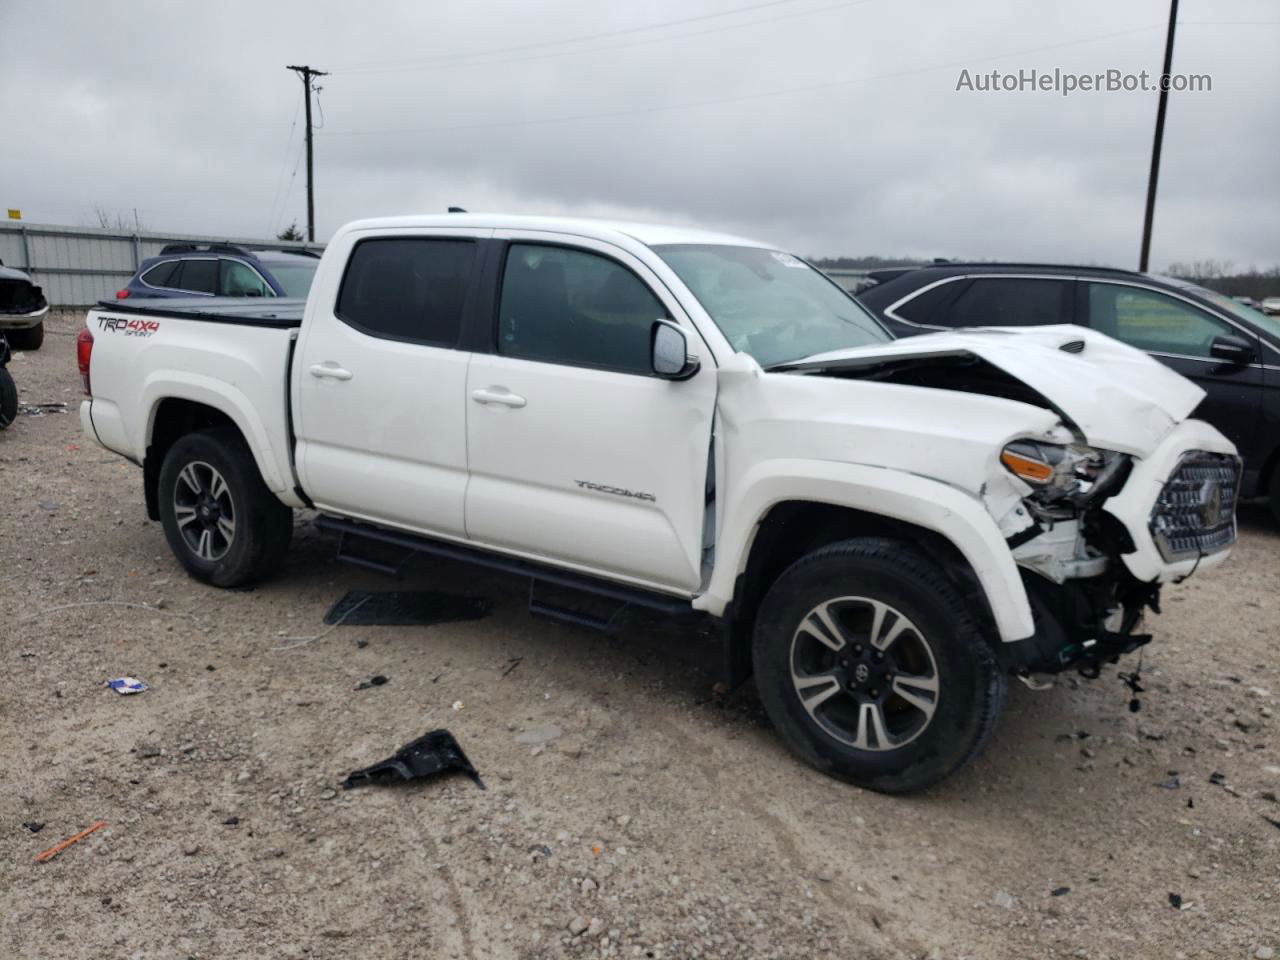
[117,244,320,301]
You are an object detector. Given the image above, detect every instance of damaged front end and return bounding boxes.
[989,438,1158,678]
[0,269,49,318]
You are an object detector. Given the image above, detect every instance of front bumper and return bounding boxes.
[0,304,50,329]
[1000,418,1239,675]
[1103,418,1240,582]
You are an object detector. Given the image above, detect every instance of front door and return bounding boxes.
[464,236,717,592]
[293,229,490,538]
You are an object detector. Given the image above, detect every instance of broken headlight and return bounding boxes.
[1000,440,1129,518]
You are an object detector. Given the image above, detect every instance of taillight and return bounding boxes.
[115,289,130,299]
[76,328,94,396]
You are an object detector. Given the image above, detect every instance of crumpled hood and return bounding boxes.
[776,324,1205,455]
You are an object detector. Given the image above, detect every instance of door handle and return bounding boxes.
[471,387,526,408]
[309,362,353,381]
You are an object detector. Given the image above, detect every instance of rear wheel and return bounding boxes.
[0,367,16,429]
[752,538,1005,793]
[8,321,44,351]
[158,427,292,587]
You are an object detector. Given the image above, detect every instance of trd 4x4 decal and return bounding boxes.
[98,316,160,338]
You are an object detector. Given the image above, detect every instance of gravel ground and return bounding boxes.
[2,311,1279,960]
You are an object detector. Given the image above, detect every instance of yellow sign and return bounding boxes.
[6,209,19,220]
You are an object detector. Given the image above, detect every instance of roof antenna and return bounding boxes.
[447,206,467,213]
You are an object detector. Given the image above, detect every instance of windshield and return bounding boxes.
[1162,278,1280,342]
[268,262,318,298]
[654,244,890,367]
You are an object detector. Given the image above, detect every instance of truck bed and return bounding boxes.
[97,296,306,328]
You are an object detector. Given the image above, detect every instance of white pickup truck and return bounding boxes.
[78,214,1241,792]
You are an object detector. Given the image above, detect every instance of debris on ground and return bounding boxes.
[323,590,491,627]
[1051,887,1070,897]
[22,821,45,833]
[354,675,388,691]
[513,724,562,746]
[34,820,108,863]
[502,656,523,677]
[1157,773,1181,789]
[106,676,147,695]
[1168,893,1185,910]
[341,729,484,790]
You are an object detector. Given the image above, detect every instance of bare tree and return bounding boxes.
[88,206,143,232]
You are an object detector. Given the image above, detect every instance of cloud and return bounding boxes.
[1,0,1276,269]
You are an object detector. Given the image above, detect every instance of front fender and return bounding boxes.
[695,458,1035,642]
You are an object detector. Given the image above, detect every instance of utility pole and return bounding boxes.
[1138,0,1178,273]
[286,64,328,242]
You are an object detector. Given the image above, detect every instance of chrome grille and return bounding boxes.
[1149,452,1240,563]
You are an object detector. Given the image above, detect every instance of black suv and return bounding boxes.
[857,264,1280,520]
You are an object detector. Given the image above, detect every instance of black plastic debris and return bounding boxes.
[324,591,491,627]
[1264,816,1280,832]
[1050,886,1070,897]
[1208,771,1226,786]
[354,675,388,691]
[1157,774,1181,790]
[22,821,45,833]
[1167,893,1183,910]
[341,729,484,791]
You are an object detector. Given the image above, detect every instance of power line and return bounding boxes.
[338,0,878,78]
[265,90,303,236]
[334,0,810,73]
[319,23,1166,139]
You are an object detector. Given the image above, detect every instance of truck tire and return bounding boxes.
[752,537,1005,793]
[0,367,16,429]
[8,322,44,351]
[157,427,292,587]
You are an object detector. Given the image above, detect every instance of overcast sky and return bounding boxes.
[2,0,1277,269]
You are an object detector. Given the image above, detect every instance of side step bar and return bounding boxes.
[319,515,696,624]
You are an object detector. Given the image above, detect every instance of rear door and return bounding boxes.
[463,235,717,592]
[293,229,490,538]
[1080,281,1264,459]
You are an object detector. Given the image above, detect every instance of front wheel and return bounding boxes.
[752,538,1005,793]
[157,427,292,587]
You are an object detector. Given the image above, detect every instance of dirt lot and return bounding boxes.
[2,311,1279,959]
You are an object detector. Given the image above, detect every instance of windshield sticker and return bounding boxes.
[770,251,807,269]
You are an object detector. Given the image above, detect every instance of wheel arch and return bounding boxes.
[144,398,261,521]
[696,460,1035,652]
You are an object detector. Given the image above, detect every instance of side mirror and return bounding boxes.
[1209,334,1255,365]
[651,320,700,380]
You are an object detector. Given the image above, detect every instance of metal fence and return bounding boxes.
[0,221,324,306]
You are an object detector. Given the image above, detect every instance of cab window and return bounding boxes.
[335,238,477,347]
[498,244,665,374]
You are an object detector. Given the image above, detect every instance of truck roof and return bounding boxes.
[338,213,770,250]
